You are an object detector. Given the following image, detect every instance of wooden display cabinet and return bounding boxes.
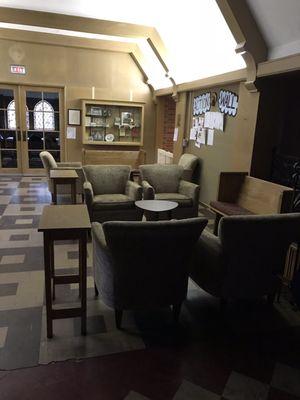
[82,99,144,146]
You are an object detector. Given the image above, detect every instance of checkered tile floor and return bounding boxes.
[1,175,300,400]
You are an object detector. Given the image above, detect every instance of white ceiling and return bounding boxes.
[246,0,300,59]
[0,0,246,88]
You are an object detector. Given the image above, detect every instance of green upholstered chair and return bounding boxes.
[140,164,200,219]
[83,165,143,223]
[92,217,208,328]
[190,213,300,304]
[178,153,199,182]
[40,151,85,202]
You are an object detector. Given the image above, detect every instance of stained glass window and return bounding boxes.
[7,100,29,130]
[34,100,55,130]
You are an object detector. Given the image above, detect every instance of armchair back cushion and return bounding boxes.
[97,217,207,309]
[219,213,300,298]
[140,164,184,193]
[40,151,57,176]
[84,165,130,195]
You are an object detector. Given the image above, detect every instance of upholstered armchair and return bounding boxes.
[140,164,200,219]
[92,217,208,328]
[40,151,85,202]
[83,165,143,223]
[178,153,199,181]
[190,213,300,304]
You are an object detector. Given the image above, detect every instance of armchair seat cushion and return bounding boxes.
[210,201,254,216]
[93,194,135,210]
[155,193,193,207]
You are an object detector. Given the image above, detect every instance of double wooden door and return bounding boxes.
[0,85,63,173]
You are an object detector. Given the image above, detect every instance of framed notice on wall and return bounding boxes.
[68,109,81,126]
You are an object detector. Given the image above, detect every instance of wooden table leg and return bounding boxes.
[53,181,57,205]
[44,233,53,339]
[79,233,87,335]
[71,181,76,204]
[50,240,55,300]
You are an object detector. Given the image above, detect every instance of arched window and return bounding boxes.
[34,100,55,130]
[7,100,29,130]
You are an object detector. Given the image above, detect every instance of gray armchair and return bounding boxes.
[83,165,143,223]
[178,153,199,181]
[190,213,300,304]
[40,151,85,202]
[140,164,200,219]
[92,217,208,328]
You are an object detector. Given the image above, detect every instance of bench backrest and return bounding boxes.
[238,176,293,214]
[83,149,146,169]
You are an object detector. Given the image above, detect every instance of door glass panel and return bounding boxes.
[26,91,42,111]
[0,88,18,170]
[28,131,43,149]
[25,89,60,169]
[1,150,17,168]
[44,92,59,111]
[49,151,60,162]
[45,132,60,150]
[28,151,43,168]
[0,131,17,149]
[0,89,14,109]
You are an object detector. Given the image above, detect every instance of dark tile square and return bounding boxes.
[10,234,30,241]
[68,251,79,260]
[0,283,18,297]
[20,207,35,211]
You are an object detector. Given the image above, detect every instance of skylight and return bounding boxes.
[0,0,246,89]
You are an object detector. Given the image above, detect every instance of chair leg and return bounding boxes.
[115,309,123,329]
[172,303,182,323]
[94,283,99,297]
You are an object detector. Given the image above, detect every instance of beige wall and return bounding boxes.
[0,39,156,163]
[185,83,260,205]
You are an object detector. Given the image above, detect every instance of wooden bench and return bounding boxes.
[210,172,294,235]
[82,149,146,180]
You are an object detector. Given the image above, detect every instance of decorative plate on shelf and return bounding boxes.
[105,133,115,142]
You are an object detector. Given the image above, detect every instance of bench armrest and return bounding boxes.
[178,180,200,204]
[125,180,143,200]
[142,180,155,200]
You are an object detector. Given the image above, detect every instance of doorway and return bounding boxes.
[0,85,64,174]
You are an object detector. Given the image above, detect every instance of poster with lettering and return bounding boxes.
[193,93,211,116]
[218,90,238,117]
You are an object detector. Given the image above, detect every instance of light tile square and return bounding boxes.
[271,363,300,397]
[0,254,25,265]
[0,327,8,348]
[3,204,45,216]
[174,380,220,400]
[15,218,33,225]
[0,195,11,205]
[23,197,38,202]
[223,371,269,400]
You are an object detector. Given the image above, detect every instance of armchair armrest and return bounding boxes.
[92,222,113,293]
[125,180,143,200]
[83,181,94,216]
[142,180,155,200]
[178,180,200,204]
[57,162,82,168]
[190,230,224,296]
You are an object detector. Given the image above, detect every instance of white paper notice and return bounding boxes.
[204,112,224,131]
[173,127,179,142]
[189,127,197,140]
[199,129,206,144]
[195,141,201,148]
[67,126,76,139]
[207,129,214,145]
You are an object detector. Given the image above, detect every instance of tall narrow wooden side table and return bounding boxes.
[50,169,78,204]
[38,204,91,338]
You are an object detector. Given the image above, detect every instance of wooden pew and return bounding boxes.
[210,172,294,235]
